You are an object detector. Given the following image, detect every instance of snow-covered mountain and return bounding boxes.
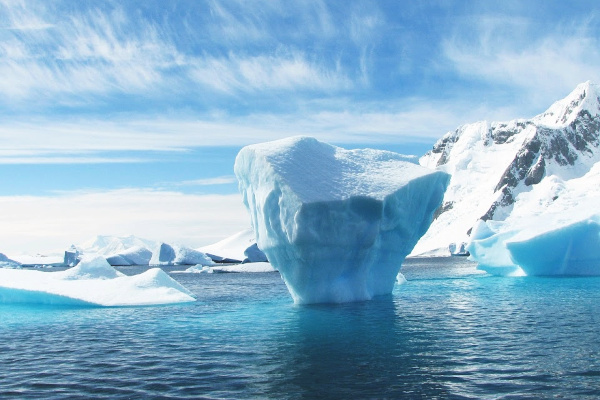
[413,81,600,256]
[77,235,158,256]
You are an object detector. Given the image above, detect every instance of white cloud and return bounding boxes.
[175,176,237,186]
[189,52,351,94]
[443,15,600,107]
[0,189,250,254]
[0,97,528,164]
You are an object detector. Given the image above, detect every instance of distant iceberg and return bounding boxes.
[106,246,153,266]
[0,255,196,306]
[150,243,215,266]
[199,228,267,263]
[235,136,449,304]
[0,253,21,269]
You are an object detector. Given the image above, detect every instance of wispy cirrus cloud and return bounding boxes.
[174,176,237,186]
[0,0,357,109]
[442,13,600,107]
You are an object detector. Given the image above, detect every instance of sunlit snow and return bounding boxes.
[0,255,196,306]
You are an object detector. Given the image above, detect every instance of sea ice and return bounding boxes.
[234,136,449,304]
[0,255,196,306]
[183,262,276,274]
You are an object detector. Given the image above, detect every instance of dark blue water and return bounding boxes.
[1,258,600,399]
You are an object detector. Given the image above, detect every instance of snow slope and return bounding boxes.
[414,81,600,256]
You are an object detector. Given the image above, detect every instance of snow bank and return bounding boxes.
[235,136,449,304]
[0,255,195,306]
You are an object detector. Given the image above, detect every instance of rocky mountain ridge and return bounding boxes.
[413,81,600,255]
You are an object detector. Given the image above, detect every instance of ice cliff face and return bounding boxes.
[235,136,449,304]
[414,81,600,255]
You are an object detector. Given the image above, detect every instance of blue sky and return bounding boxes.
[1,0,600,253]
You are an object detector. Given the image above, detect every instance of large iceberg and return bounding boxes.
[0,255,196,306]
[234,136,449,304]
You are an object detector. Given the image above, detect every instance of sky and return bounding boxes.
[1,0,600,253]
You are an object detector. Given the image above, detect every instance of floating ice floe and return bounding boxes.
[235,136,449,304]
[0,255,196,306]
[182,262,276,274]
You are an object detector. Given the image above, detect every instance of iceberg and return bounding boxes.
[0,255,196,306]
[507,216,600,276]
[199,228,267,263]
[0,253,21,269]
[234,136,449,304]
[106,246,153,266]
[150,243,215,266]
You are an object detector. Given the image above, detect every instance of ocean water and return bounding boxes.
[1,257,600,399]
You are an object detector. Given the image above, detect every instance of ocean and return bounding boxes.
[1,257,599,399]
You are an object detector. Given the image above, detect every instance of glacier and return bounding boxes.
[413,81,600,256]
[469,162,600,276]
[0,255,196,306]
[234,136,449,304]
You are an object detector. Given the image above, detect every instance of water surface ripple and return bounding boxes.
[1,258,599,399]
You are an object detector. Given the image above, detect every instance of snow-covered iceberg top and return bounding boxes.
[0,255,196,306]
[234,136,450,304]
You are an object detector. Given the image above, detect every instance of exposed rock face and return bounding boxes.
[413,81,600,255]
